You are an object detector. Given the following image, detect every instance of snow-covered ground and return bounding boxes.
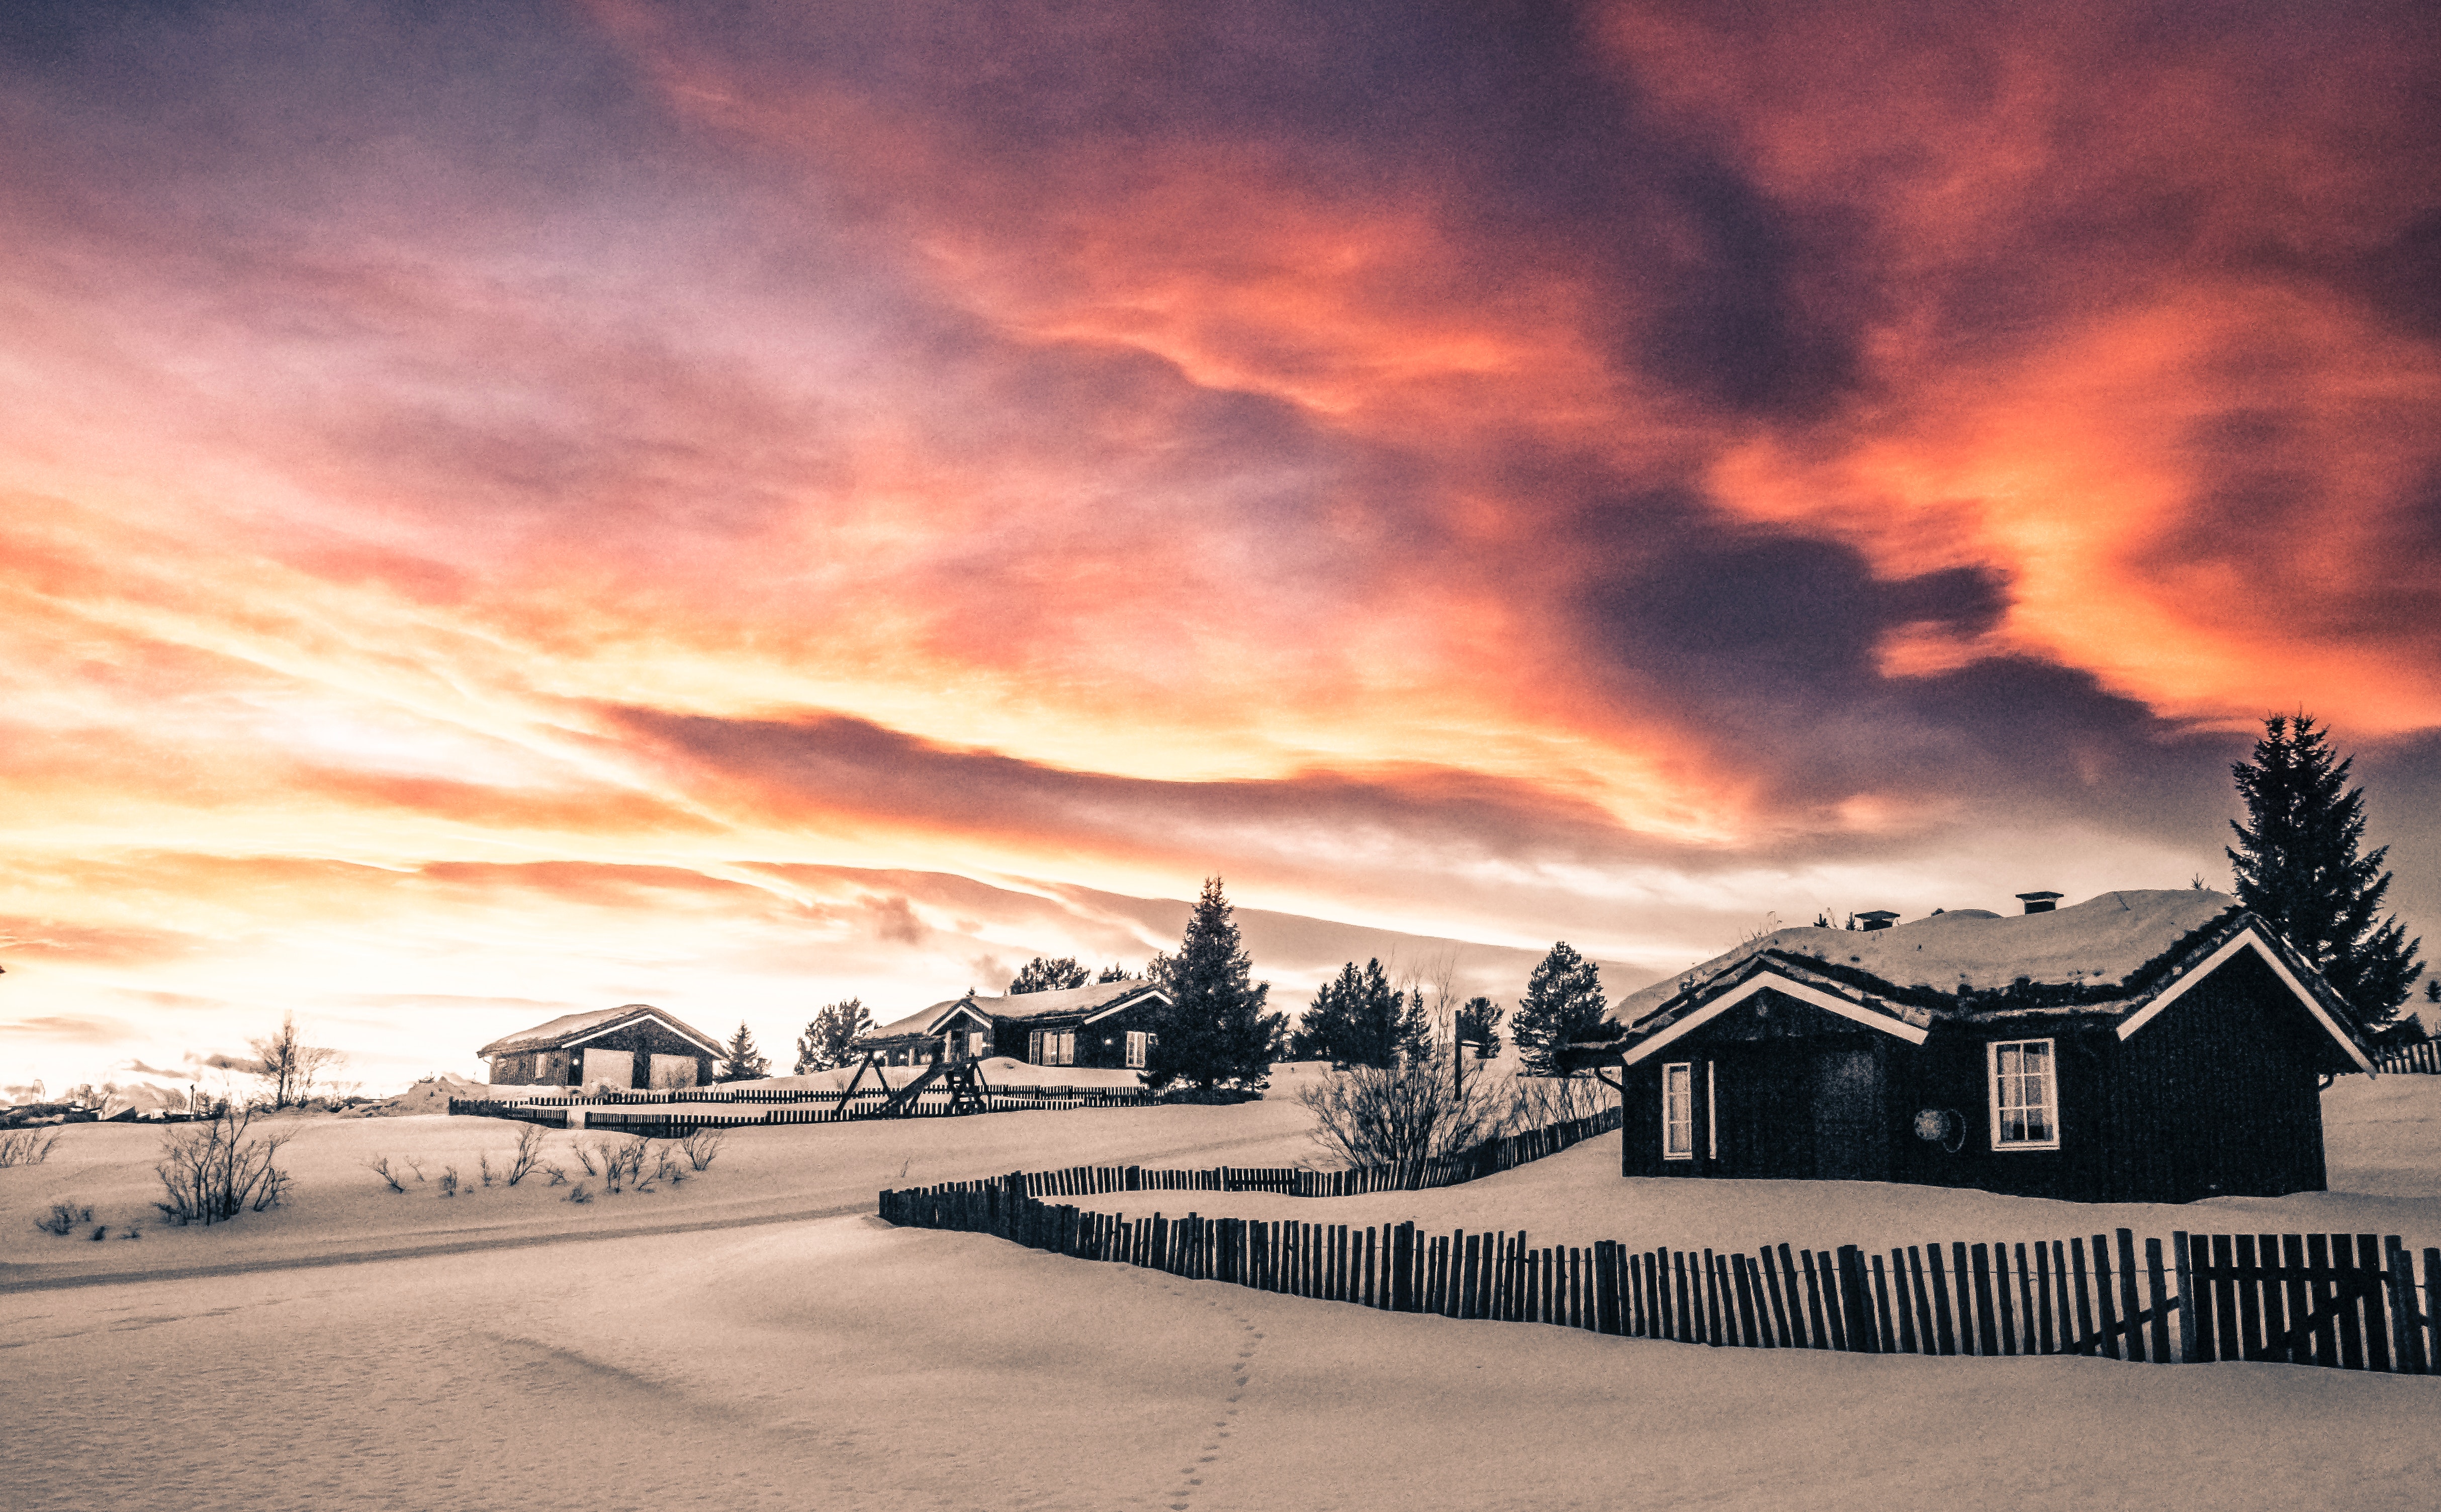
[6,1075,2439,1510]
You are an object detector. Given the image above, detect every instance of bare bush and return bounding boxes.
[596,1136,652,1193]
[35,1201,92,1237]
[571,1140,601,1177]
[1296,1054,1513,1175]
[564,1182,592,1204]
[679,1127,725,1172]
[153,1104,292,1225]
[504,1123,547,1186]
[402,1155,426,1183]
[364,1154,406,1193]
[652,1146,685,1185]
[1506,1071,1617,1128]
[540,1161,568,1187]
[0,1127,63,1168]
[477,1153,495,1187]
[437,1166,460,1198]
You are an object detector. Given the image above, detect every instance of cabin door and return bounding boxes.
[1810,1044,1887,1181]
[1712,1045,1810,1178]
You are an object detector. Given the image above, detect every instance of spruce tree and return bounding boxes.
[1513,942,1608,1075]
[1291,965,1358,1062]
[1009,956,1090,994]
[1455,995,1505,1059]
[1145,877,1283,1091]
[795,999,871,1072]
[716,1021,770,1082]
[2228,713,2423,1028]
[1292,959,1429,1066]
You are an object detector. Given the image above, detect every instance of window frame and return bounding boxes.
[1662,1062,1695,1161]
[1987,1037,2061,1151]
[1124,1029,1148,1068]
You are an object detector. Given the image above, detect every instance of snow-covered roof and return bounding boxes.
[477,1004,722,1058]
[988,980,1166,1024]
[864,996,1000,1043]
[860,981,1168,1043]
[1612,890,2239,1026]
[1603,890,2373,1072]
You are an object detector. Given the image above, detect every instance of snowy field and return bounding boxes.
[5,1077,2440,1510]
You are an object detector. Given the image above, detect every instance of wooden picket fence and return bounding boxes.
[877,1179,2441,1375]
[1013,1106,1623,1200]
[448,1082,1153,1130]
[2375,1042,2441,1075]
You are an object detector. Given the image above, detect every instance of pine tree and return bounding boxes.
[1145,877,1284,1091]
[1009,956,1090,994]
[1290,965,1356,1062]
[794,999,871,1072]
[1290,959,1428,1066]
[2228,713,2423,1028]
[716,1021,770,1082]
[1096,962,1133,983]
[1513,941,1608,1075]
[1455,996,1504,1059]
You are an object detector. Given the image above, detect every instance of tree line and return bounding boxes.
[721,711,2426,1094]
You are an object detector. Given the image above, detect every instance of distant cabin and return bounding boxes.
[1582,891,2375,1204]
[859,981,1171,1070]
[480,1004,722,1091]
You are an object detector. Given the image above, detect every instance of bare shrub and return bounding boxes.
[437,1166,460,1198]
[402,1156,426,1183]
[564,1182,592,1204]
[679,1126,725,1172]
[1296,1055,1513,1177]
[0,1127,63,1168]
[571,1140,601,1177]
[35,1201,92,1237]
[89,1224,107,1241]
[1506,1071,1617,1128]
[596,1137,651,1193]
[652,1146,685,1185]
[364,1155,406,1193]
[154,1104,293,1225]
[476,1152,495,1187]
[504,1123,547,1186]
[540,1161,569,1187]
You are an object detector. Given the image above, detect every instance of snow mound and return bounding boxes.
[1613,889,2240,1026]
[367,1073,493,1116]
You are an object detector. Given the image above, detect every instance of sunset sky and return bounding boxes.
[3,1,2435,1097]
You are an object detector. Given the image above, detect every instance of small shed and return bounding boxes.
[1583,890,2375,1203]
[859,981,1172,1069]
[479,1004,722,1090]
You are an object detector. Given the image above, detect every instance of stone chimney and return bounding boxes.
[2015,891,2063,914]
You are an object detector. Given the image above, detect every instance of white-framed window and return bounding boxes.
[1662,1063,1695,1160]
[1031,1030,1074,1067]
[1988,1038,2059,1150]
[1125,1030,1148,1068]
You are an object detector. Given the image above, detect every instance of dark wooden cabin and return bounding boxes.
[859,995,1002,1068]
[479,1004,722,1090]
[1582,891,2374,1204]
[859,981,1171,1070]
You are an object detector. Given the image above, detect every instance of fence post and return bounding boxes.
[1839,1247,1876,1353]
[2144,1238,2172,1363]
[2174,1232,2201,1363]
[2385,1238,2425,1374]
